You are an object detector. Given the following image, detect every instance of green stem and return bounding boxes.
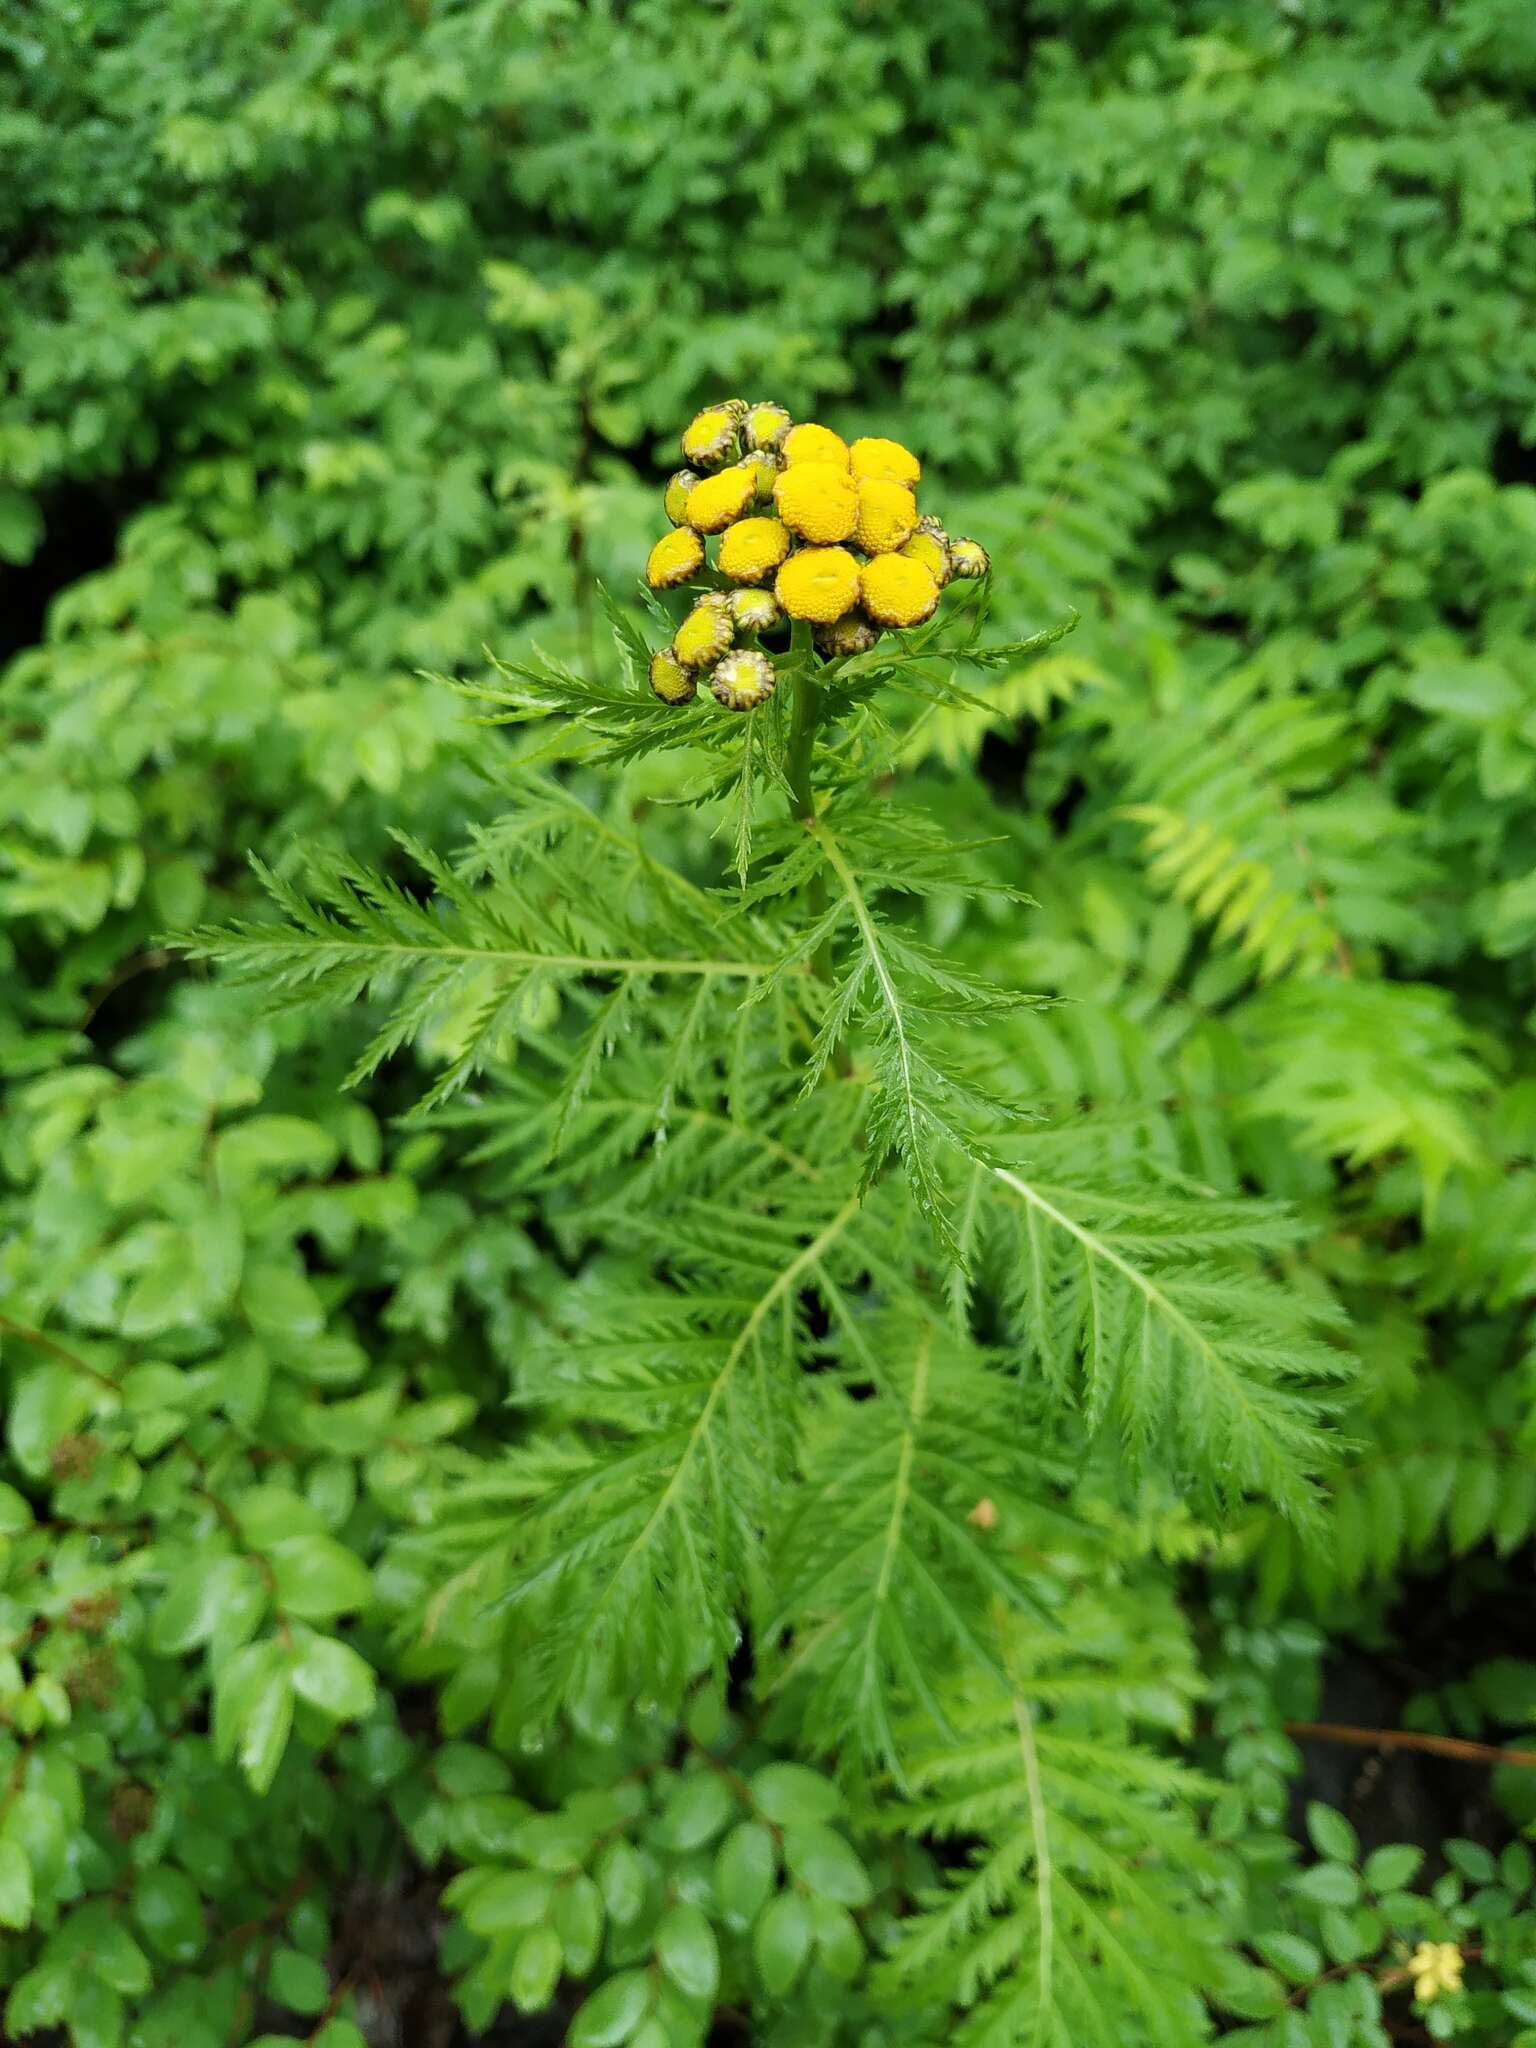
[781,623,845,1010]
[784,620,821,826]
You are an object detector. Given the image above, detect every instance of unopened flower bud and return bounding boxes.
[898,529,951,586]
[673,595,734,669]
[681,404,740,470]
[948,537,991,579]
[710,649,776,711]
[730,587,784,634]
[663,469,701,525]
[649,650,697,704]
[814,611,880,657]
[743,401,793,451]
[736,449,781,502]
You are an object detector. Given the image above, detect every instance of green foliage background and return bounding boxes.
[4,1,1536,2044]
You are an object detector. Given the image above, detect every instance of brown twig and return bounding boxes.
[1286,1719,1536,1771]
[80,946,173,1029]
[0,1313,120,1393]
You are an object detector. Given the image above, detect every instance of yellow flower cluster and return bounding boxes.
[643,399,990,709]
[1408,1942,1463,2004]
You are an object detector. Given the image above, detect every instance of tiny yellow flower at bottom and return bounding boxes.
[1409,1942,1464,2003]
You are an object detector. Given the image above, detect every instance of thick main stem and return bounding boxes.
[781,624,837,995]
[784,621,822,826]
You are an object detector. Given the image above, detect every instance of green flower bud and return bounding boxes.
[736,449,781,503]
[743,401,793,452]
[949,537,991,579]
[664,469,701,526]
[730,587,783,634]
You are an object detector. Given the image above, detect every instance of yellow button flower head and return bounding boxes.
[744,402,793,452]
[649,650,696,704]
[776,546,860,623]
[899,529,951,586]
[814,611,880,657]
[710,649,776,711]
[782,422,850,470]
[681,404,740,470]
[774,461,858,543]
[730,587,783,634]
[860,553,940,627]
[1409,1942,1463,2004]
[719,515,792,584]
[647,526,704,589]
[855,478,919,554]
[850,435,921,488]
[663,469,700,526]
[673,595,734,669]
[686,466,757,533]
[949,537,991,579]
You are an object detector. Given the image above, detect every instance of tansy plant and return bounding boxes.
[183,406,1354,2046]
[645,400,989,713]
